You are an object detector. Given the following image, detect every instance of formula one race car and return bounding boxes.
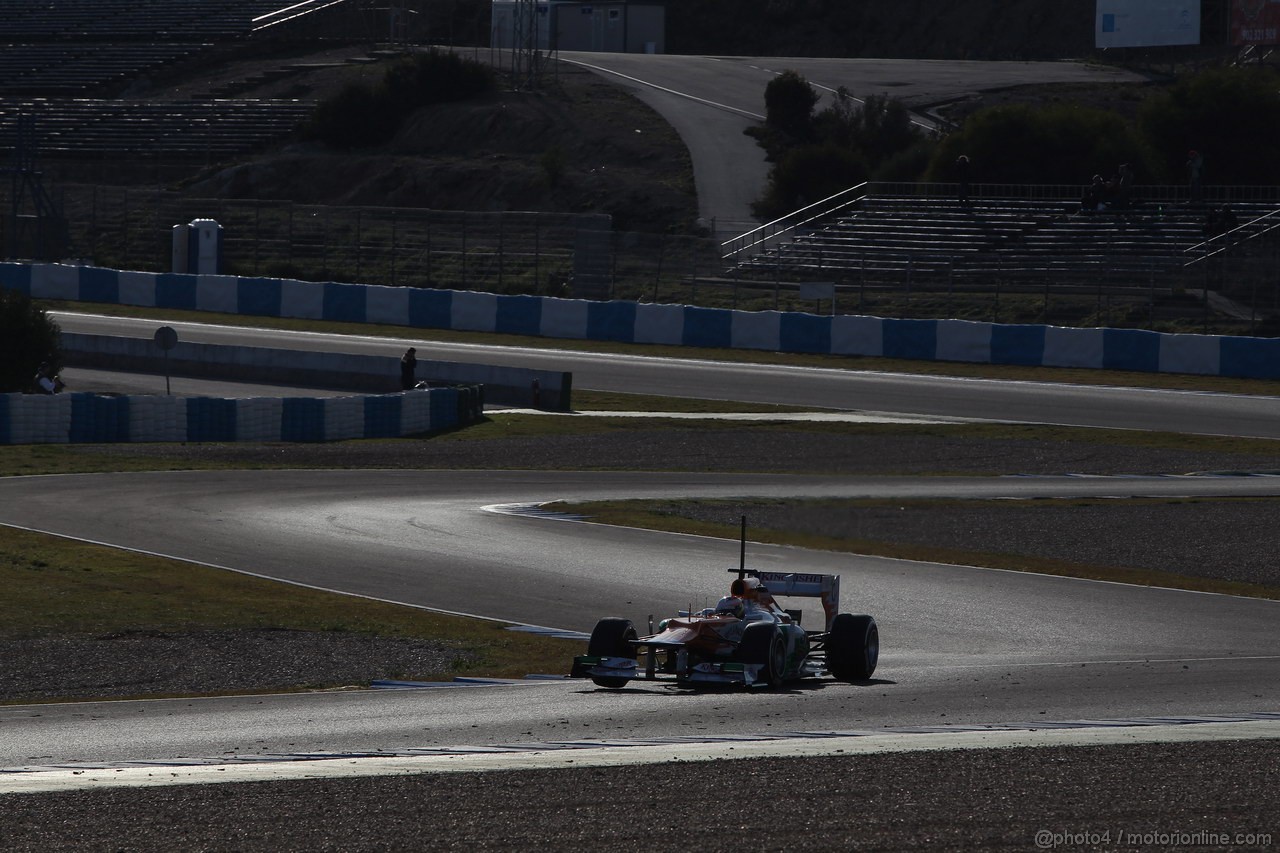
[570,537,879,689]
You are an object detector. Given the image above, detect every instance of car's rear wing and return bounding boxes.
[729,568,840,632]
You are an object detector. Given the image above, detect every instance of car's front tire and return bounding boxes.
[827,613,878,681]
[586,617,637,688]
[737,621,786,688]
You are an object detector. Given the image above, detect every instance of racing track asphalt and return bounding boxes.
[0,469,1278,770]
[554,52,1148,236]
[51,311,1280,439]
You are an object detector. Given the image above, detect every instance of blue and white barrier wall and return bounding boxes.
[5,261,1279,380]
[0,386,483,445]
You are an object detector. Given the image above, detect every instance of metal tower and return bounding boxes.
[3,111,66,262]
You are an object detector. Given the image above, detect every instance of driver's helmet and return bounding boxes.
[714,596,745,619]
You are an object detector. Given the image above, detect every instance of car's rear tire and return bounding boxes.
[736,621,785,688]
[586,617,637,688]
[827,613,878,681]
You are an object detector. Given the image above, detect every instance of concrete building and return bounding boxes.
[491,0,665,53]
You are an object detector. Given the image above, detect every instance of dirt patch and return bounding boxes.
[0,628,473,704]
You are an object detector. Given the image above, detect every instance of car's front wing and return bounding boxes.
[571,653,771,687]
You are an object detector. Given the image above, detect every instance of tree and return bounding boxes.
[764,70,819,143]
[0,289,61,393]
[1138,66,1280,185]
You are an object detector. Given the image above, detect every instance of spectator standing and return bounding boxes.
[1186,150,1204,203]
[400,347,417,390]
[954,155,972,205]
[1114,163,1134,209]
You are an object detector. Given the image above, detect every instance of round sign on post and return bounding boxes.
[154,326,178,395]
[154,326,178,351]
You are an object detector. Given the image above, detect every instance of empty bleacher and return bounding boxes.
[0,0,344,163]
[0,98,314,160]
[0,0,334,97]
[0,0,285,41]
[729,193,1280,297]
[0,43,211,96]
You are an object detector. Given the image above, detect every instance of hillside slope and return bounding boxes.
[177,58,697,233]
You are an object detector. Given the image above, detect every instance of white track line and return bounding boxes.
[4,720,1277,795]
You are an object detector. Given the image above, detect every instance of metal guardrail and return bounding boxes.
[252,0,351,31]
[724,182,1280,265]
[720,182,869,263]
[1183,207,1280,267]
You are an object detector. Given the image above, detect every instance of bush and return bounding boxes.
[816,91,922,167]
[304,50,496,150]
[1138,66,1280,185]
[304,81,400,150]
[924,102,1153,186]
[752,82,930,218]
[753,143,869,220]
[380,49,495,111]
[0,289,61,393]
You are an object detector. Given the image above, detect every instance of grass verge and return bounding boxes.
[0,524,571,704]
[2,419,1277,478]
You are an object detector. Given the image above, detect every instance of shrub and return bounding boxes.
[753,143,869,220]
[812,90,930,176]
[752,83,929,218]
[0,289,61,393]
[540,145,568,187]
[924,102,1153,186]
[380,49,495,111]
[764,69,819,143]
[303,81,399,150]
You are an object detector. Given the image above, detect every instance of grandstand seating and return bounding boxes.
[0,0,336,160]
[0,98,314,159]
[730,195,1279,295]
[0,44,210,96]
[0,0,283,41]
[0,0,326,96]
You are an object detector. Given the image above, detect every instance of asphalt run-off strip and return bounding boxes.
[4,714,1278,795]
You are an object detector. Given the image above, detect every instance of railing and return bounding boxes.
[1183,206,1280,267]
[251,0,351,31]
[725,182,1280,264]
[720,182,869,263]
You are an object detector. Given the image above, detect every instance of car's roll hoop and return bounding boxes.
[728,568,840,632]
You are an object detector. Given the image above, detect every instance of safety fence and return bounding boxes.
[24,184,729,304]
[8,182,1278,334]
[7,260,1280,380]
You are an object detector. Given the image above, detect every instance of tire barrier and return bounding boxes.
[4,261,1278,380]
[0,385,484,445]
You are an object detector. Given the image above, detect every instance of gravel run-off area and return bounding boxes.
[3,742,1277,851]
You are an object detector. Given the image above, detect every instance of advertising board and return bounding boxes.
[1232,0,1280,45]
[1096,0,1201,47]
